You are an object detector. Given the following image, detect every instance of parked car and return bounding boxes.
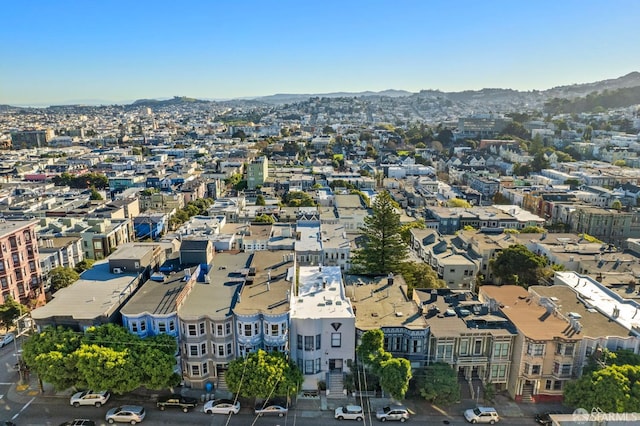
[535,411,563,425]
[204,399,241,415]
[105,405,146,424]
[335,404,364,421]
[254,400,288,417]
[0,333,14,348]
[69,390,110,407]
[59,420,96,426]
[376,405,410,422]
[156,394,199,412]
[464,407,500,424]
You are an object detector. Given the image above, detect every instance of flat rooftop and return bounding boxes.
[480,285,580,341]
[31,261,138,321]
[120,269,192,316]
[530,285,631,338]
[554,271,640,335]
[345,275,423,330]
[178,252,252,320]
[292,266,354,320]
[233,251,295,317]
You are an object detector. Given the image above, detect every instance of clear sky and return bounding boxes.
[1,0,639,106]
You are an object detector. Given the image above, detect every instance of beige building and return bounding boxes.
[479,285,581,403]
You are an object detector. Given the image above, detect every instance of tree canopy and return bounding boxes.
[0,296,27,331]
[351,191,407,276]
[447,198,471,208]
[283,191,316,207]
[22,324,179,393]
[415,363,460,405]
[356,330,411,400]
[565,364,640,413]
[49,266,80,292]
[225,350,302,398]
[490,244,548,287]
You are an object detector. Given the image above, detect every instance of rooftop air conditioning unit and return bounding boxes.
[113,268,123,274]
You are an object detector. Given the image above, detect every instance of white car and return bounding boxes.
[0,333,14,347]
[204,399,241,415]
[70,390,111,407]
[464,406,500,424]
[335,405,364,421]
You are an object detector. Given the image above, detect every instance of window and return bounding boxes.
[553,362,572,376]
[554,380,562,390]
[436,343,454,360]
[244,324,252,337]
[140,321,146,331]
[315,358,321,373]
[218,345,224,357]
[225,322,231,335]
[305,336,314,351]
[217,324,224,336]
[199,322,205,335]
[411,339,423,353]
[305,360,314,374]
[202,363,208,375]
[169,321,175,332]
[490,364,507,379]
[158,322,166,333]
[191,364,200,376]
[271,324,279,336]
[556,343,575,356]
[331,333,341,348]
[473,339,482,355]
[315,334,321,350]
[226,343,232,356]
[297,334,303,350]
[131,322,138,333]
[188,324,197,336]
[493,342,509,359]
[201,343,207,355]
[525,363,541,375]
[527,343,545,356]
[254,322,259,335]
[189,345,198,356]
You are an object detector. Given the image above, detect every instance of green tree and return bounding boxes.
[284,191,316,207]
[255,194,266,206]
[492,192,511,205]
[520,226,545,233]
[254,214,275,224]
[0,296,27,331]
[447,198,471,208]
[49,266,80,292]
[380,357,412,400]
[416,363,460,405]
[399,220,425,245]
[89,188,103,201]
[351,191,408,276]
[400,262,445,294]
[490,244,548,287]
[530,152,550,172]
[22,324,179,393]
[611,199,623,211]
[225,350,302,398]
[74,259,95,273]
[565,364,640,413]
[356,330,391,374]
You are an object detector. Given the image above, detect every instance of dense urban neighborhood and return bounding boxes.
[2,74,640,424]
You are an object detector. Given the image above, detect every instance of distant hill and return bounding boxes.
[128,96,211,108]
[254,89,413,104]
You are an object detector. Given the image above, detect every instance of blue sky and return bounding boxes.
[1,0,639,105]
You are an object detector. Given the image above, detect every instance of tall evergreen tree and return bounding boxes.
[351,191,408,275]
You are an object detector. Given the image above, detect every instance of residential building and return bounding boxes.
[38,236,84,274]
[233,250,295,359]
[247,156,269,190]
[415,289,516,392]
[479,285,582,403]
[31,261,143,331]
[291,265,355,390]
[178,252,252,389]
[0,219,43,304]
[347,274,428,367]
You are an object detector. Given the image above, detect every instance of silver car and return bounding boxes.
[376,405,410,422]
[105,405,146,424]
[0,333,14,348]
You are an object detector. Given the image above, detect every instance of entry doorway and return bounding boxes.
[329,359,343,372]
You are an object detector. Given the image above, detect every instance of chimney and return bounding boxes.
[267,281,270,291]
[387,272,394,286]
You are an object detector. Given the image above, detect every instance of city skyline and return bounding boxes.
[2,0,639,106]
